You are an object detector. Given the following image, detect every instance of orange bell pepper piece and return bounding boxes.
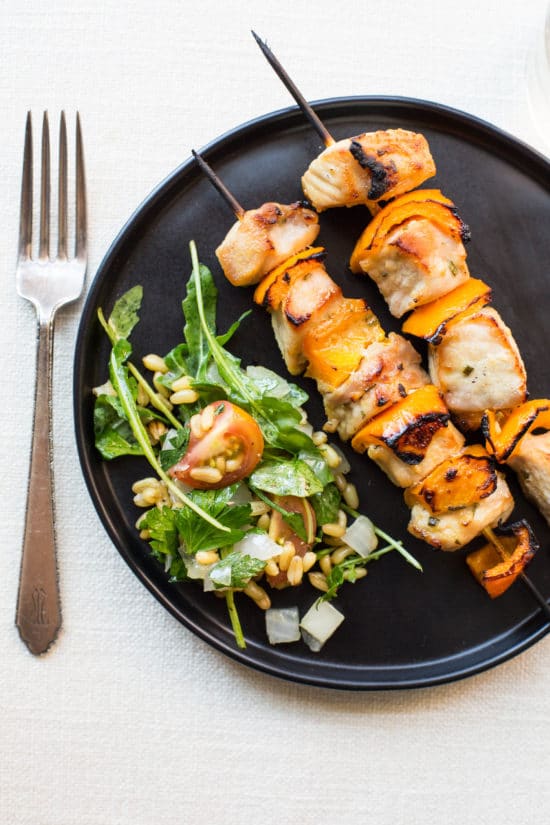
[402,278,492,342]
[404,444,497,514]
[351,384,449,461]
[483,399,550,462]
[253,247,325,307]
[303,295,385,390]
[466,520,538,598]
[350,189,456,273]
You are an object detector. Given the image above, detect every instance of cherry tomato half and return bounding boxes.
[169,400,264,489]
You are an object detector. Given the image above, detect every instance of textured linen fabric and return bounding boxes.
[1,1,550,823]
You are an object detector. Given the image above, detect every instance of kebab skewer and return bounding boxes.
[191,150,544,611]
[251,33,550,529]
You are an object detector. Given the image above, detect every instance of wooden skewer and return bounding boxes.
[191,149,245,219]
[483,527,550,621]
[251,30,335,148]
[193,146,550,623]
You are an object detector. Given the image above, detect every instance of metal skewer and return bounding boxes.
[251,31,335,148]
[193,148,550,624]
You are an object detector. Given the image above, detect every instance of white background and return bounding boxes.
[1,1,550,823]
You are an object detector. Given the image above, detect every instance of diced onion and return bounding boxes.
[184,557,212,580]
[265,607,301,644]
[210,561,232,588]
[300,599,345,650]
[233,531,281,561]
[228,482,253,505]
[342,516,378,558]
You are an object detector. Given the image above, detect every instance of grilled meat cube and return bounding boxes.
[428,307,527,427]
[508,431,550,527]
[351,385,465,487]
[216,201,319,286]
[301,129,435,212]
[323,333,430,440]
[359,217,470,318]
[407,472,514,551]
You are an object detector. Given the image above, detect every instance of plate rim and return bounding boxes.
[74,95,550,690]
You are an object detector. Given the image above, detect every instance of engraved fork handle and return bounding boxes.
[16,315,61,654]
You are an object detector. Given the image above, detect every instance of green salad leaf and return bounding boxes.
[310,483,342,526]
[139,506,187,581]
[249,458,323,497]
[209,551,265,589]
[108,285,143,340]
[159,427,190,472]
[94,393,144,459]
[176,485,252,555]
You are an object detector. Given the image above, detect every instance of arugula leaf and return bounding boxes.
[183,262,218,379]
[210,552,265,589]
[159,427,190,472]
[94,393,144,459]
[245,366,309,408]
[108,285,143,340]
[107,335,229,531]
[298,449,333,487]
[249,458,323,497]
[139,506,187,582]
[175,485,252,555]
[188,243,318,455]
[309,483,342,526]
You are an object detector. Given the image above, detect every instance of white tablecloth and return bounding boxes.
[2,1,550,823]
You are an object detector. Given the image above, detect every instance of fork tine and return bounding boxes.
[57,111,68,259]
[75,112,87,260]
[39,111,51,260]
[18,112,33,260]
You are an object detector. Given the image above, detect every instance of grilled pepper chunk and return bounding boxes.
[466,520,538,598]
[402,278,492,343]
[303,295,385,391]
[350,190,471,318]
[482,399,550,462]
[404,444,497,514]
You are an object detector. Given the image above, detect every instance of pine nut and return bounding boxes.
[312,430,328,446]
[171,375,192,392]
[142,354,168,373]
[244,581,271,610]
[278,541,296,571]
[201,404,215,432]
[251,500,270,517]
[334,472,347,492]
[189,466,223,484]
[153,371,171,397]
[302,551,317,572]
[257,513,271,531]
[343,482,359,510]
[171,389,199,405]
[190,414,203,439]
[323,445,342,469]
[137,383,150,407]
[345,567,367,581]
[155,393,173,411]
[132,477,161,494]
[196,550,220,565]
[308,572,329,592]
[264,559,279,577]
[139,529,151,540]
[225,456,244,473]
[133,489,158,507]
[338,509,347,529]
[287,555,304,586]
[331,546,354,565]
[319,554,332,576]
[322,522,346,538]
[147,420,168,445]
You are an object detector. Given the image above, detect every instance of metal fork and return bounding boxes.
[15,111,87,655]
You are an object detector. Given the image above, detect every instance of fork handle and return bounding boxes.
[16,317,61,654]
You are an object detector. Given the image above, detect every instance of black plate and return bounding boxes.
[74,97,550,690]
